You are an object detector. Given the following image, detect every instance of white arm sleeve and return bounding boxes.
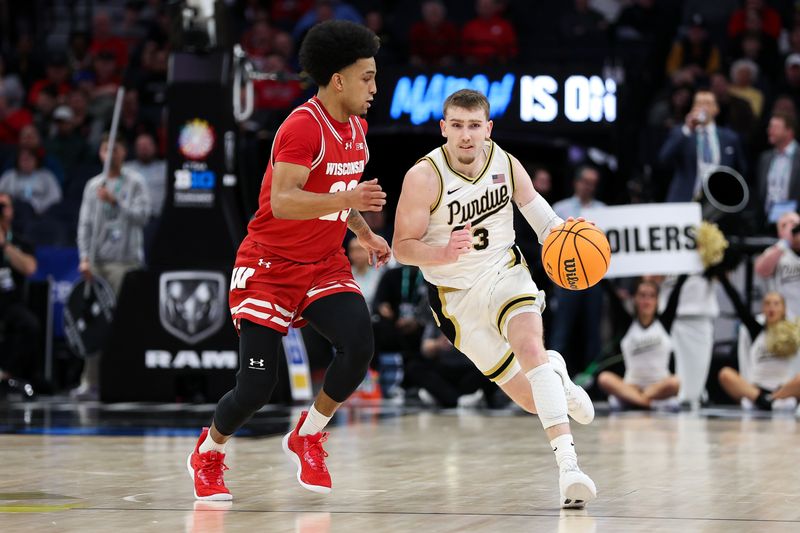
[519,194,564,244]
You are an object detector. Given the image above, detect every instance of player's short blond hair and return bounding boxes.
[442,89,490,120]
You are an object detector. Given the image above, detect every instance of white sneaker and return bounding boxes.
[559,462,597,509]
[548,350,595,424]
[650,397,680,412]
[457,389,484,408]
[772,397,798,411]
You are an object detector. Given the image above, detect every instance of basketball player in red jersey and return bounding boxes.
[187,20,390,500]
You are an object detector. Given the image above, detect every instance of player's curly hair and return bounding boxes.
[299,20,380,87]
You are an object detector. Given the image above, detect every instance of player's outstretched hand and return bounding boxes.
[350,178,387,212]
[443,222,473,263]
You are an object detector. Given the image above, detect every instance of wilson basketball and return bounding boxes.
[542,220,611,290]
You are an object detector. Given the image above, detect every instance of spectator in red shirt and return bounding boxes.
[254,54,304,112]
[728,0,782,40]
[91,51,122,100]
[409,0,460,68]
[461,0,518,65]
[0,90,33,146]
[27,51,72,109]
[243,20,274,60]
[89,10,129,69]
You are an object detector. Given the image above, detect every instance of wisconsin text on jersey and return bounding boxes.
[326,160,365,176]
[446,183,510,225]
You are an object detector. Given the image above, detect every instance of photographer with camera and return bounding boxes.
[0,192,40,396]
[658,89,746,203]
[658,89,747,407]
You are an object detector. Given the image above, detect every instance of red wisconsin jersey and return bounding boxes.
[243,96,369,263]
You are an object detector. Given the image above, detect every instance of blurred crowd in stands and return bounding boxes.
[4,0,800,411]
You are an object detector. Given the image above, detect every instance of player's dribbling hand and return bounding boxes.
[350,178,387,212]
[550,216,596,234]
[443,222,473,262]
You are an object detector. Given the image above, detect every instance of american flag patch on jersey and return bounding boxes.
[492,173,506,184]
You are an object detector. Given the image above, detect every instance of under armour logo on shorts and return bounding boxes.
[249,358,265,370]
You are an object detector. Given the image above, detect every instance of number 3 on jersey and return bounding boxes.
[474,227,489,250]
[319,179,358,221]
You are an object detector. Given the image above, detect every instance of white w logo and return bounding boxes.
[230,267,255,290]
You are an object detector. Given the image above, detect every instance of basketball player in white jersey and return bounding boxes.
[392,89,597,508]
[754,211,800,318]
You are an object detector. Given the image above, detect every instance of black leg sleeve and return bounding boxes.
[212,320,282,436]
[302,292,374,403]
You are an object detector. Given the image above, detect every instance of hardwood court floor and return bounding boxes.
[2,407,800,532]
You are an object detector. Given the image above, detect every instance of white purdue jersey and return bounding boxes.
[620,320,672,387]
[770,249,800,318]
[748,331,796,390]
[419,140,516,289]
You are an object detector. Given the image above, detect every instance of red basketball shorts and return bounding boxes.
[228,240,362,334]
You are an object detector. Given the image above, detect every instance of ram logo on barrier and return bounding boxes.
[159,271,226,345]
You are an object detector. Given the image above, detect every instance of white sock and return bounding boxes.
[526,363,569,429]
[550,434,578,469]
[198,432,226,454]
[298,405,332,436]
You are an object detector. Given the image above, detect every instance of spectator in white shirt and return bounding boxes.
[123,132,166,218]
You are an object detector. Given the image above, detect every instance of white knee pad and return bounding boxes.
[526,362,569,429]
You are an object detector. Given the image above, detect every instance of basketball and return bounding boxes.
[542,220,611,290]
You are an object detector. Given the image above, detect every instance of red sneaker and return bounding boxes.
[187,427,233,501]
[282,411,332,494]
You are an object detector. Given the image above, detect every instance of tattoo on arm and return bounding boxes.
[347,210,369,235]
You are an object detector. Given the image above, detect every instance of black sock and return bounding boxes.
[755,389,773,411]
